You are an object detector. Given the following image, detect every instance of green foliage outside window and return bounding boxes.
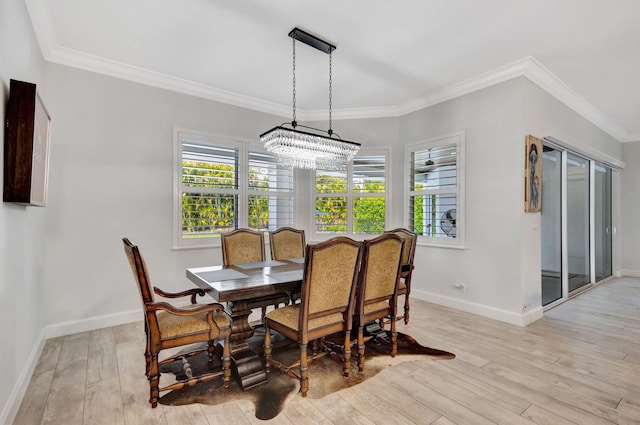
[315,174,386,234]
[182,164,387,237]
[181,160,270,236]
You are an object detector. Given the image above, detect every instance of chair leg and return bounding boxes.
[357,325,365,372]
[207,340,215,363]
[342,331,352,378]
[403,294,410,324]
[264,327,272,373]
[148,352,160,408]
[144,326,151,377]
[300,343,309,397]
[390,315,398,358]
[221,336,231,388]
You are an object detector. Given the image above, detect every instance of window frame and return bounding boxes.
[310,148,390,240]
[173,129,294,249]
[405,131,466,248]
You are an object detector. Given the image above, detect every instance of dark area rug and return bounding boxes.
[159,329,455,420]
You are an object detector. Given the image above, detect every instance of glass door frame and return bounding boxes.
[542,139,614,311]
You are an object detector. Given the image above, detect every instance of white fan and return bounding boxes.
[440,209,456,237]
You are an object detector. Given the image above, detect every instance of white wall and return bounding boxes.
[621,141,640,276]
[40,65,626,337]
[0,1,47,423]
[522,79,624,297]
[399,78,530,324]
[40,64,400,335]
[397,77,624,326]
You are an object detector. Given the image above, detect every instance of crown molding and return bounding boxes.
[25,0,633,142]
[623,133,640,143]
[45,46,293,118]
[395,57,531,116]
[522,57,628,142]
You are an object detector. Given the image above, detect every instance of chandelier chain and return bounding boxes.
[292,37,297,126]
[329,51,333,135]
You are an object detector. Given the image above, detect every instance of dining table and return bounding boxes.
[186,258,305,390]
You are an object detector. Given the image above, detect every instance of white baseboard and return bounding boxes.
[45,308,141,339]
[412,289,543,327]
[620,269,640,278]
[0,330,46,425]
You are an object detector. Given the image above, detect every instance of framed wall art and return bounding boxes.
[3,79,51,206]
[524,135,542,213]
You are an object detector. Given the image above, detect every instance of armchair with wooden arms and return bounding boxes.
[384,228,417,324]
[354,233,405,371]
[263,236,363,397]
[123,238,232,408]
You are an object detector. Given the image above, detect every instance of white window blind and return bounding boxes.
[174,130,295,248]
[314,151,387,236]
[408,133,464,245]
[180,141,239,238]
[248,150,294,232]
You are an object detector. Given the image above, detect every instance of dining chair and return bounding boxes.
[221,228,289,320]
[384,228,417,324]
[269,227,305,303]
[122,238,232,408]
[269,227,305,261]
[354,233,405,371]
[220,228,266,266]
[263,236,363,397]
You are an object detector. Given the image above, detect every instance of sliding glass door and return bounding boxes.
[541,141,613,307]
[594,163,612,281]
[541,146,562,306]
[566,153,590,292]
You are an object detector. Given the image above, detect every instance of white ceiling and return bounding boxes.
[25,0,640,142]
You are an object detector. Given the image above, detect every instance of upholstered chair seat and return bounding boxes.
[157,308,231,339]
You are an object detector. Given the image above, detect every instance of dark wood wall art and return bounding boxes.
[3,79,51,206]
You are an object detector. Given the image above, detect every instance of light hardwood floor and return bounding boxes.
[12,277,640,424]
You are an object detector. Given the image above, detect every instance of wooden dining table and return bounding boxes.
[186,258,305,390]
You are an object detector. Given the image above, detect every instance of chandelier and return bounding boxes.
[260,28,360,171]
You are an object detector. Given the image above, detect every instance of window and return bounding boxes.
[407,132,465,247]
[247,150,294,231]
[174,130,294,248]
[313,151,388,237]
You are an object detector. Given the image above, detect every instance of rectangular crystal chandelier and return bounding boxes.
[260,28,361,171]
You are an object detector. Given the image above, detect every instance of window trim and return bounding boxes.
[172,128,294,249]
[404,131,466,249]
[310,148,390,240]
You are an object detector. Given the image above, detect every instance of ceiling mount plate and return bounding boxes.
[288,27,335,54]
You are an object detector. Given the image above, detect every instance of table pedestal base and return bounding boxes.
[229,341,268,390]
[226,297,288,390]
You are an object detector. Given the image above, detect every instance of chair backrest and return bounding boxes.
[220,228,265,266]
[357,233,405,314]
[298,237,363,338]
[269,227,306,260]
[385,228,417,270]
[123,237,155,306]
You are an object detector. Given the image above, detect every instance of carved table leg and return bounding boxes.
[225,300,268,390]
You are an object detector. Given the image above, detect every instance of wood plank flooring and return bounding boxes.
[12,277,640,424]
